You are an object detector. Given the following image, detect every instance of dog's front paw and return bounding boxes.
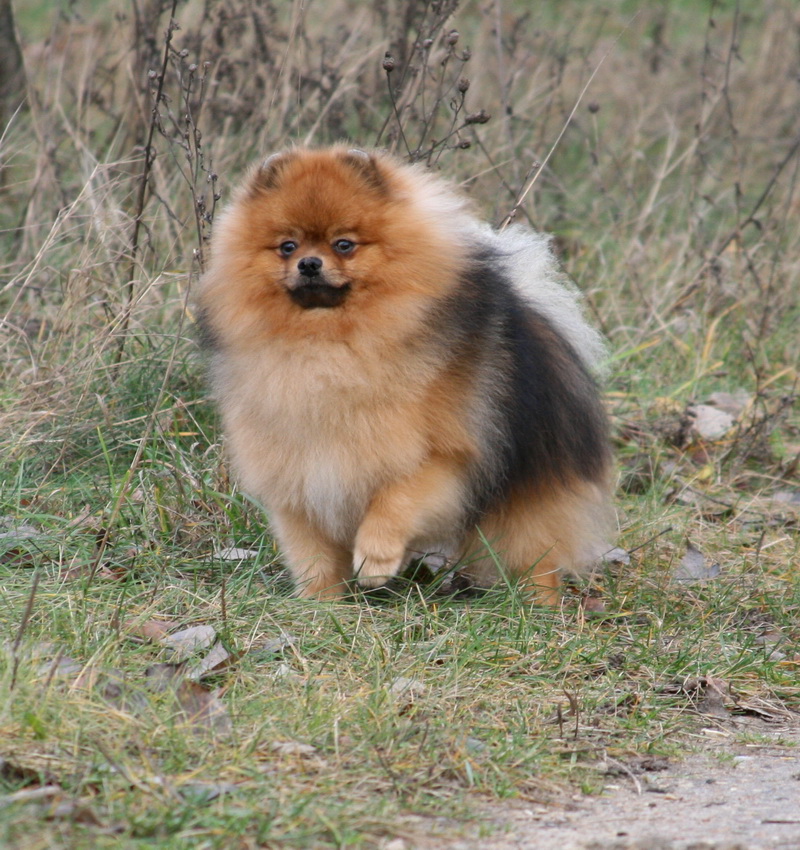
[352,543,404,589]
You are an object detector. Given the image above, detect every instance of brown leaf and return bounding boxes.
[173,680,232,738]
[66,505,101,530]
[682,676,732,718]
[581,596,607,616]
[145,663,232,738]
[0,547,36,568]
[59,562,127,582]
[46,799,104,826]
[0,522,40,568]
[122,618,183,642]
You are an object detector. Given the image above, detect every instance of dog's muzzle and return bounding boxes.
[289,257,349,308]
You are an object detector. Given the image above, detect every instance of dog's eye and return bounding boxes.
[278,241,298,257]
[332,239,356,256]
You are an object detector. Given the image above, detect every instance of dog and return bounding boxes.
[197,146,613,602]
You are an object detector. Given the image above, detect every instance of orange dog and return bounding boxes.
[198,147,613,602]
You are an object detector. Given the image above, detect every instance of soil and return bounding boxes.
[394,724,800,850]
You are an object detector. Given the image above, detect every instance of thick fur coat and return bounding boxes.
[197,147,613,601]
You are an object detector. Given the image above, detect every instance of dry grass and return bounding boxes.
[1,0,800,847]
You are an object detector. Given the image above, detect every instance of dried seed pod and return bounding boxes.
[465,109,491,125]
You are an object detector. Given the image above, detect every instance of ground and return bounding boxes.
[391,724,800,850]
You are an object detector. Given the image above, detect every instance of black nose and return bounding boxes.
[297,256,323,278]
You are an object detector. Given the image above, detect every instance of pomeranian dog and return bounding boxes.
[197,146,613,602]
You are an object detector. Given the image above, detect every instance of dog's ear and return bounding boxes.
[252,151,297,191]
[339,149,390,194]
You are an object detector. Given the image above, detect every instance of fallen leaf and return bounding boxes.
[387,677,427,700]
[706,389,751,418]
[0,522,41,568]
[772,490,800,506]
[270,741,317,757]
[681,676,732,718]
[122,618,183,642]
[260,633,297,655]
[214,546,260,560]
[65,505,97,529]
[601,547,631,566]
[581,596,607,615]
[71,666,149,713]
[160,625,216,660]
[0,523,40,541]
[178,781,238,803]
[0,785,63,806]
[46,799,103,826]
[174,681,232,737]
[145,663,232,738]
[686,404,735,441]
[0,755,54,787]
[673,543,721,583]
[270,662,300,681]
[186,641,234,681]
[0,548,36,568]
[465,736,487,754]
[39,654,83,681]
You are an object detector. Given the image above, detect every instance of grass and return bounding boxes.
[2,0,800,847]
[2,559,797,848]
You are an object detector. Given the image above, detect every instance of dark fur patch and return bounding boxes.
[337,151,390,196]
[251,152,298,192]
[289,282,351,309]
[195,306,220,352]
[427,250,610,515]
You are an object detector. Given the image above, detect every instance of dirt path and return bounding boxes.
[397,726,800,850]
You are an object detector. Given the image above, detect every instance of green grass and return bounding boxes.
[2,549,797,848]
[2,0,799,846]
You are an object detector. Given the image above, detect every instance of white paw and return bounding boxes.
[353,546,404,589]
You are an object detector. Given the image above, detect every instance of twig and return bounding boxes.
[10,570,40,691]
[500,14,640,230]
[606,756,643,795]
[113,0,179,371]
[625,527,674,556]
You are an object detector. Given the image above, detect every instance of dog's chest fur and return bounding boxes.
[213,339,435,540]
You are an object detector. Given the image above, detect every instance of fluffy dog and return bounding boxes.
[197,146,613,602]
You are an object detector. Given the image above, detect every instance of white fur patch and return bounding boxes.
[395,163,607,374]
[473,224,608,373]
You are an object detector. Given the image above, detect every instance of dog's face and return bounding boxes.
[201,147,468,347]
[274,236,354,309]
[249,149,396,311]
